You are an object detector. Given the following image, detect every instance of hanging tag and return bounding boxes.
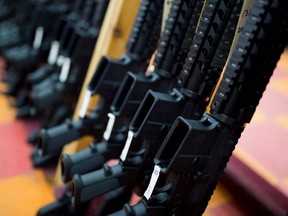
[48,41,60,64]
[120,131,134,161]
[33,26,44,49]
[144,165,162,200]
[79,90,92,118]
[103,113,116,141]
[59,57,71,82]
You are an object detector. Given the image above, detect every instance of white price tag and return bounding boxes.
[144,165,162,200]
[33,26,44,49]
[79,90,92,118]
[48,41,60,64]
[103,113,116,141]
[59,57,71,82]
[120,131,134,161]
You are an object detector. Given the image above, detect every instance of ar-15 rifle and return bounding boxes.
[17,0,98,117]
[26,0,86,86]
[36,1,164,215]
[60,0,205,184]
[2,1,70,98]
[54,1,204,214]
[33,0,164,166]
[13,0,89,111]
[69,0,243,206]
[29,0,112,167]
[111,0,288,215]
[10,1,88,118]
[25,0,109,144]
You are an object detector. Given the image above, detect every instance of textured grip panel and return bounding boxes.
[177,0,205,72]
[211,0,288,126]
[207,1,242,80]
[178,0,242,99]
[126,0,164,61]
[153,0,203,78]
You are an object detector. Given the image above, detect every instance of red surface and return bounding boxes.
[0,121,34,179]
[252,85,288,117]
[206,202,247,216]
[240,122,288,178]
[236,64,288,197]
[223,156,288,215]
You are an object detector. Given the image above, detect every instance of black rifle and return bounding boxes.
[26,0,107,125]
[58,1,203,214]
[13,0,88,110]
[34,0,164,164]
[5,0,91,110]
[2,1,70,98]
[69,0,225,206]
[36,1,164,215]
[30,0,111,167]
[26,0,107,144]
[70,0,243,207]
[16,0,97,118]
[28,0,85,75]
[60,0,205,184]
[111,0,288,215]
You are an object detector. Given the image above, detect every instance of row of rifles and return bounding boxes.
[0,0,287,215]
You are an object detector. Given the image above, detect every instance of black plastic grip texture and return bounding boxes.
[195,0,242,96]
[71,164,137,206]
[126,0,164,61]
[178,0,241,98]
[153,0,201,78]
[38,119,101,156]
[209,6,240,70]
[211,0,288,126]
[177,0,205,70]
[61,141,123,183]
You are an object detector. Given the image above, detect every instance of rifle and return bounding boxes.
[2,1,70,98]
[60,2,205,182]
[111,0,288,215]
[28,0,107,122]
[6,0,94,113]
[60,0,205,184]
[70,0,243,207]
[13,0,88,110]
[59,1,204,213]
[68,1,234,205]
[30,0,111,167]
[28,0,109,145]
[17,0,98,117]
[36,1,164,214]
[33,0,164,166]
